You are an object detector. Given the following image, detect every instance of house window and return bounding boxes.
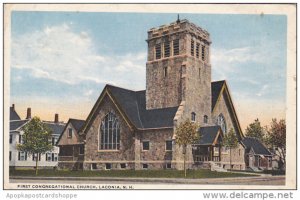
[32,153,41,161]
[142,164,148,169]
[99,112,120,150]
[105,163,112,170]
[164,41,170,57]
[191,40,194,56]
[196,43,200,58]
[9,134,12,144]
[155,43,161,59]
[201,45,205,61]
[46,153,52,161]
[120,163,126,169]
[204,115,208,124]
[217,114,227,134]
[18,151,27,161]
[79,145,84,155]
[191,112,196,122]
[68,128,73,138]
[199,68,201,78]
[19,135,24,144]
[9,151,12,161]
[166,163,172,169]
[164,67,168,77]
[173,39,179,56]
[52,137,58,145]
[165,140,172,151]
[142,141,150,151]
[239,149,241,156]
[46,153,58,162]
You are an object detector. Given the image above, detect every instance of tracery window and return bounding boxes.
[99,112,120,150]
[217,114,227,134]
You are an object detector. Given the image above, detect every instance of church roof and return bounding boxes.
[10,106,21,121]
[197,126,222,145]
[107,85,178,129]
[242,137,272,156]
[82,80,236,133]
[211,80,225,111]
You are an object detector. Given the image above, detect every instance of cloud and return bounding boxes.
[12,23,146,90]
[211,39,283,80]
[256,84,269,97]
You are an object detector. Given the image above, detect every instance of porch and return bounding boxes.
[193,125,223,163]
[193,145,221,162]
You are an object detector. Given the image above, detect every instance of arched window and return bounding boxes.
[217,114,227,134]
[191,112,196,122]
[203,115,208,124]
[99,112,120,150]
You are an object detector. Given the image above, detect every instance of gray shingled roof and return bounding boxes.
[69,119,85,132]
[84,81,228,131]
[10,120,29,131]
[242,137,272,155]
[43,122,66,136]
[10,107,21,121]
[107,85,178,129]
[211,80,225,111]
[197,126,221,145]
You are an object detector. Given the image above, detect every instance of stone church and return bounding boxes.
[57,18,272,171]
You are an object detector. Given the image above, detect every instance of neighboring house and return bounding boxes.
[9,105,65,169]
[242,137,273,171]
[57,118,85,170]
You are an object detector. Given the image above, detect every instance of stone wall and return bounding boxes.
[139,129,174,169]
[83,95,135,170]
[220,143,246,170]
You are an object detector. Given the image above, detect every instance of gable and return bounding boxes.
[198,126,223,145]
[10,107,21,121]
[81,87,135,135]
[10,120,30,131]
[242,137,272,156]
[57,121,82,146]
[212,81,244,140]
[81,85,178,135]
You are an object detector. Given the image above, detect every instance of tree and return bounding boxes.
[245,118,265,141]
[17,116,53,175]
[266,119,286,170]
[222,128,238,171]
[175,119,199,178]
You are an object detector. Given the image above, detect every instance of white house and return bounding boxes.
[9,105,65,169]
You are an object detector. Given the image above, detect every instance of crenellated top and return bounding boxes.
[147,19,211,44]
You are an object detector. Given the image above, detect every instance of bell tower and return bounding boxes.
[145,18,212,124]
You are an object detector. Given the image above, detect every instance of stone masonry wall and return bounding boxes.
[83,95,135,170]
[139,129,174,169]
[212,90,245,169]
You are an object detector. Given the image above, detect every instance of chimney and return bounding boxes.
[12,104,15,111]
[54,114,59,123]
[26,108,31,119]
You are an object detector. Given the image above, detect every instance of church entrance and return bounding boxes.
[192,144,221,162]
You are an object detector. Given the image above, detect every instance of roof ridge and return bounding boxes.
[211,80,226,83]
[69,118,85,121]
[106,84,144,92]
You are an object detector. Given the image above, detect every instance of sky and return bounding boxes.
[10,11,287,130]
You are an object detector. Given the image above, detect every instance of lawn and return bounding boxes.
[10,169,258,179]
